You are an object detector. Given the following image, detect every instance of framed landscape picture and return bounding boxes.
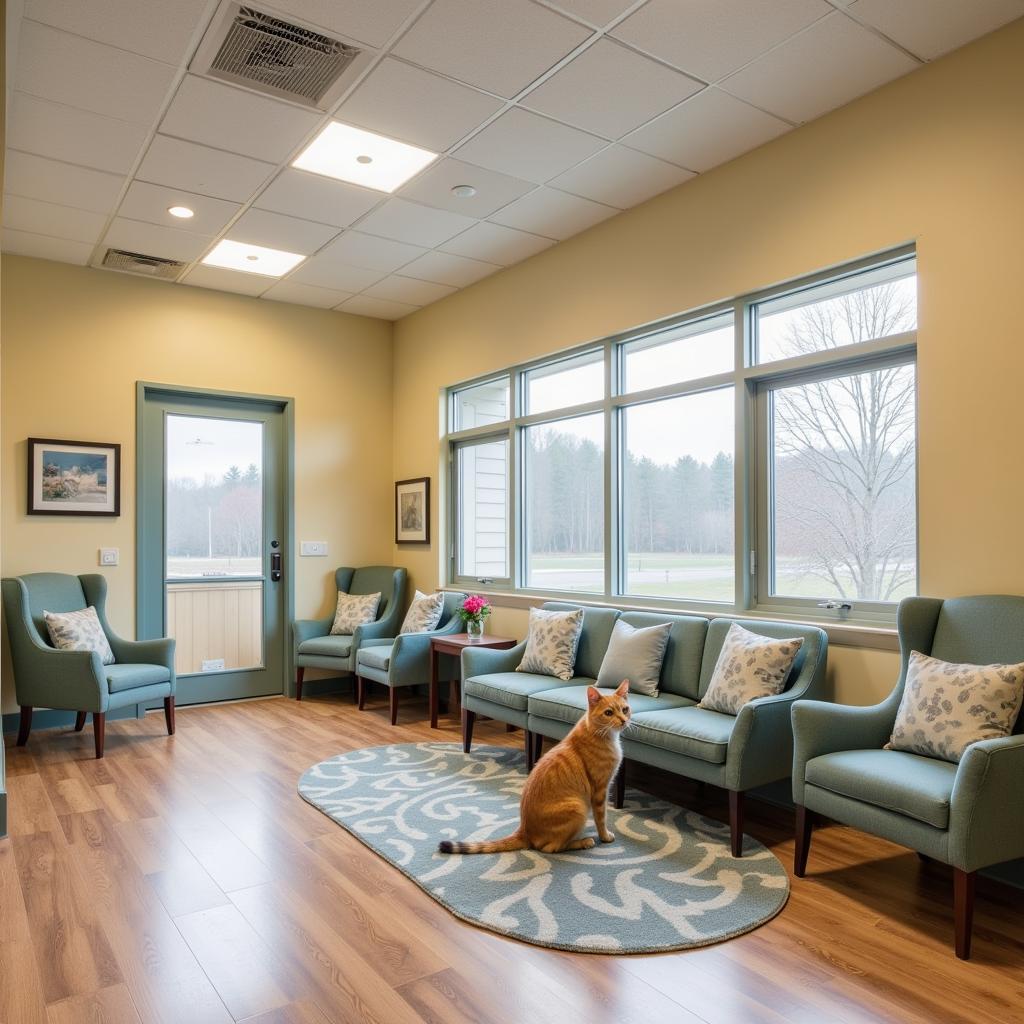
[28,438,121,516]
[395,477,429,544]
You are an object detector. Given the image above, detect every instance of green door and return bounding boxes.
[138,387,290,704]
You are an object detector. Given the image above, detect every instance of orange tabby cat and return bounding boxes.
[438,681,631,855]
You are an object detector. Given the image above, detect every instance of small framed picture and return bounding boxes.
[28,438,121,516]
[395,477,430,544]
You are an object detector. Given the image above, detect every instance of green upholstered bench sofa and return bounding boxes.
[461,601,828,855]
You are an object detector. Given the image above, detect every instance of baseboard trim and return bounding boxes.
[1,704,143,736]
[294,676,355,699]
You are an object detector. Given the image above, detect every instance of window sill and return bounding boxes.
[440,586,899,652]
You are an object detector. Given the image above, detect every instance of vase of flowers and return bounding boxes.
[459,594,492,640]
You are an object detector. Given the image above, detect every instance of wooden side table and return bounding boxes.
[429,633,518,729]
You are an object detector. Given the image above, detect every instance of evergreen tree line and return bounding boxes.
[167,464,261,561]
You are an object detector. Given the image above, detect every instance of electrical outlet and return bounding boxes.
[300,541,328,556]
[201,658,226,672]
[99,548,119,566]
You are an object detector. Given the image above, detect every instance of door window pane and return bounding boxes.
[623,313,733,393]
[456,438,509,579]
[756,260,917,364]
[623,389,734,601]
[769,363,917,602]
[525,414,604,592]
[452,377,510,431]
[523,350,603,415]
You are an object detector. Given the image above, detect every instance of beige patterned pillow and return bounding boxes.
[886,651,1024,763]
[44,606,115,665]
[399,590,444,634]
[517,607,584,681]
[698,623,804,715]
[330,592,380,635]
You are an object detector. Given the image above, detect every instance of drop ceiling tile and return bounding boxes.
[16,21,177,124]
[392,0,591,98]
[357,197,478,248]
[338,59,504,151]
[338,295,421,320]
[540,0,641,28]
[137,136,275,202]
[624,88,790,172]
[613,0,833,82]
[522,40,703,139]
[364,276,458,305]
[184,265,273,297]
[289,254,386,292]
[847,0,1024,60]
[228,209,339,255]
[261,281,355,308]
[25,0,210,64]
[104,217,213,262]
[263,0,425,48]
[400,250,501,288]
[550,146,694,208]
[8,93,149,174]
[118,182,241,235]
[398,158,534,218]
[488,187,616,239]
[439,221,555,265]
[3,151,125,213]
[1,228,95,264]
[721,12,920,123]
[255,169,381,227]
[316,231,426,273]
[455,109,606,184]
[160,76,322,163]
[2,194,108,243]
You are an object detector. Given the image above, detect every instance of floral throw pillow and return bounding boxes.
[886,651,1024,763]
[44,606,115,665]
[517,607,585,681]
[330,591,381,635]
[698,622,804,716]
[399,590,444,634]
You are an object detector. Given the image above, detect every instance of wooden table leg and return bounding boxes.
[430,647,439,729]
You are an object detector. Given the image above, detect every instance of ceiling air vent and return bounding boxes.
[101,249,186,281]
[192,3,368,110]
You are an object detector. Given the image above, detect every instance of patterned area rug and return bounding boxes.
[298,742,789,954]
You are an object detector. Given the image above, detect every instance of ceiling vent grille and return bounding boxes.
[194,4,364,108]
[101,249,186,280]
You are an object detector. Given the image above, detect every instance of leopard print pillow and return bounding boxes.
[517,607,584,681]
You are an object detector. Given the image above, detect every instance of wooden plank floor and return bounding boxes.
[2,694,1023,1024]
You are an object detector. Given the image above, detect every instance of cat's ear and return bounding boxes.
[586,686,601,707]
[616,680,630,696]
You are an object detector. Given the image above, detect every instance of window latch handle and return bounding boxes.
[817,599,852,612]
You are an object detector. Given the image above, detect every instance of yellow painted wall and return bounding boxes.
[392,19,1024,706]
[0,256,393,713]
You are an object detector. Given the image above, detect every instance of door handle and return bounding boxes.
[271,541,282,582]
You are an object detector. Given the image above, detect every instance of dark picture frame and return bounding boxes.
[395,476,430,544]
[27,437,122,517]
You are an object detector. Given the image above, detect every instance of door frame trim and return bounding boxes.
[135,381,296,698]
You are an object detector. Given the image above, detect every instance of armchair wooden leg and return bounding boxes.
[74,711,87,732]
[389,687,399,726]
[295,667,304,701]
[357,676,366,710]
[729,790,745,857]
[16,706,32,746]
[462,708,476,753]
[613,762,625,809]
[94,712,106,759]
[794,804,813,877]
[164,696,176,736]
[954,869,976,960]
[525,729,535,770]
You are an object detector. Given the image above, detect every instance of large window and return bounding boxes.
[446,249,918,623]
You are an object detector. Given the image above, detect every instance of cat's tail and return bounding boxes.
[438,831,526,855]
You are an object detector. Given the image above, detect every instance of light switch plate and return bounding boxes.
[99,548,119,566]
[300,541,328,556]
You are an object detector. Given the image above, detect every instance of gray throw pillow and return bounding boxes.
[596,619,671,697]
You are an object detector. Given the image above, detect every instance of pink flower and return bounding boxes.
[462,595,490,616]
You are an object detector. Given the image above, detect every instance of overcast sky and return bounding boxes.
[166,414,263,484]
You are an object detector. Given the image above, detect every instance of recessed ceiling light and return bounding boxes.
[167,205,194,218]
[201,239,304,277]
[451,184,477,198]
[292,121,437,193]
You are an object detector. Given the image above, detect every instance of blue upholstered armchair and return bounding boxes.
[292,566,407,701]
[354,591,465,725]
[1,572,176,759]
[792,595,1024,959]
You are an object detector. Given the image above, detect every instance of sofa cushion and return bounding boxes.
[517,607,584,681]
[298,635,353,659]
[626,706,732,764]
[330,591,380,635]
[805,749,957,829]
[596,619,671,697]
[106,663,171,693]
[530,686,691,728]
[620,612,708,700]
[357,644,393,672]
[465,672,589,712]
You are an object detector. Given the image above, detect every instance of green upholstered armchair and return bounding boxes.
[792,595,1024,959]
[1,572,176,759]
[354,591,466,725]
[292,566,407,701]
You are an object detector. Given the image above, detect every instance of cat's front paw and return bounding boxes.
[599,831,615,844]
